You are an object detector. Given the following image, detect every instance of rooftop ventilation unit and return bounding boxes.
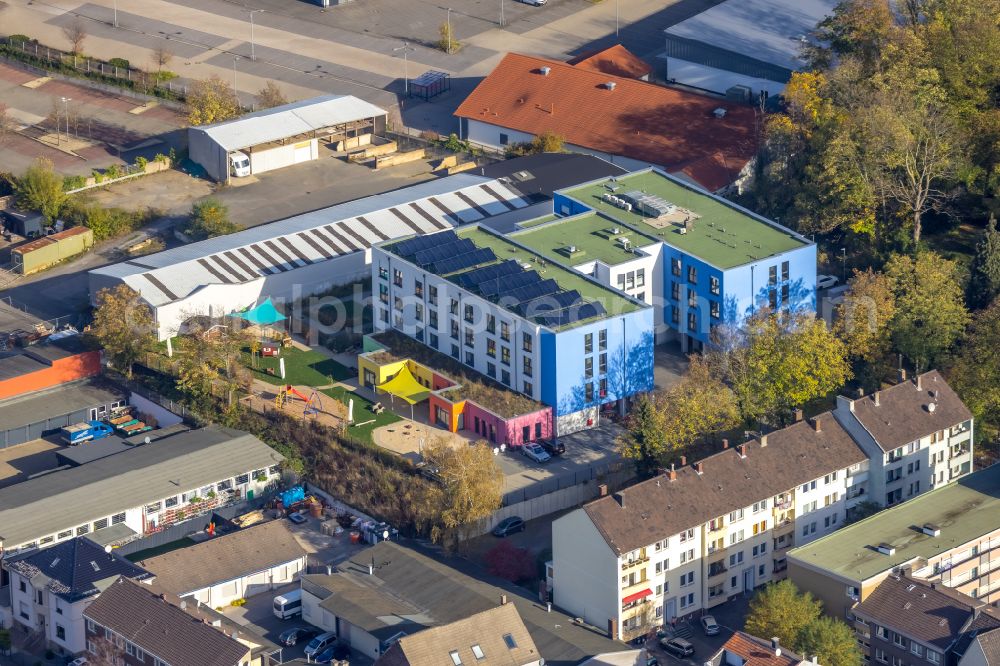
[876,543,896,556]
[921,524,941,537]
[611,226,621,234]
[713,108,727,119]
[567,245,577,253]
[624,191,675,218]
[539,66,551,76]
[605,81,617,90]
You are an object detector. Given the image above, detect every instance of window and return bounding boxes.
[679,528,694,542]
[729,530,745,545]
[599,329,607,350]
[584,333,593,354]
[522,332,532,353]
[86,618,97,633]
[876,626,888,640]
[464,304,474,323]
[729,509,744,521]
[617,273,626,289]
[671,282,680,301]
[769,289,778,309]
[781,284,789,304]
[499,133,509,145]
[782,261,789,281]
[76,525,90,535]
[414,280,423,298]
[393,268,403,287]
[487,362,496,378]
[599,353,607,374]
[465,351,475,365]
[893,634,906,648]
[111,512,126,525]
[486,314,495,334]
[500,321,510,342]
[729,552,744,566]
[503,634,517,649]
[875,650,887,664]
[891,657,903,666]
[688,287,697,307]
[472,645,485,660]
[672,258,682,276]
[379,265,389,280]
[524,381,533,395]
[487,339,496,358]
[680,571,695,586]
[710,276,721,295]
[585,382,594,402]
[500,346,510,365]
[626,272,635,290]
[94,518,108,530]
[465,327,475,347]
[379,283,389,303]
[711,301,720,319]
[671,306,680,324]
[450,298,459,316]
[501,370,510,386]
[688,266,697,284]
[927,651,940,664]
[585,357,593,379]
[688,311,697,331]
[236,473,250,485]
[680,548,695,563]
[912,644,923,657]
[636,269,646,287]
[451,651,463,666]
[769,265,777,286]
[523,357,533,377]
[429,285,438,305]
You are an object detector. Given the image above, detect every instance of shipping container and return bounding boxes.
[13,226,94,275]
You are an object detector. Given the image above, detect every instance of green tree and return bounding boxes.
[617,392,670,476]
[796,616,864,666]
[948,299,1000,442]
[425,438,503,542]
[745,580,822,650]
[531,131,564,153]
[175,320,252,406]
[712,311,851,423]
[14,157,67,223]
[847,499,882,523]
[968,215,1000,310]
[885,251,970,370]
[834,268,896,363]
[187,198,238,240]
[90,284,155,379]
[187,75,241,126]
[438,21,459,53]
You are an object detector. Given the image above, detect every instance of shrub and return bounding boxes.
[134,156,148,170]
[155,70,178,82]
[62,174,86,191]
[230,598,247,607]
[7,34,32,44]
[108,57,130,69]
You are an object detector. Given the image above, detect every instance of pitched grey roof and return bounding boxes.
[309,541,624,666]
[846,371,972,451]
[0,379,123,431]
[139,519,305,594]
[377,604,540,666]
[974,629,1000,666]
[853,576,978,651]
[84,577,251,666]
[7,537,151,602]
[583,411,866,554]
[0,425,283,549]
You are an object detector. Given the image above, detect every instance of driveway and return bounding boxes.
[222,581,307,663]
[645,594,751,665]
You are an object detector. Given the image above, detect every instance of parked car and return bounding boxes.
[521,442,552,463]
[279,626,319,646]
[701,615,720,636]
[304,632,338,659]
[660,638,695,658]
[518,0,547,4]
[539,439,565,456]
[647,656,659,666]
[817,274,839,290]
[287,511,307,525]
[67,659,88,666]
[492,516,525,537]
[315,644,349,664]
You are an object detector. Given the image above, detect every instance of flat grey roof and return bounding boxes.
[0,380,124,431]
[0,425,283,549]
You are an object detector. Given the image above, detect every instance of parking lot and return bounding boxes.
[645,594,752,666]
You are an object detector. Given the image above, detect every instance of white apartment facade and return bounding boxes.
[552,414,869,641]
[832,370,974,508]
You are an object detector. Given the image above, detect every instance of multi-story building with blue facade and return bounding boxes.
[371,226,655,435]
[526,168,816,350]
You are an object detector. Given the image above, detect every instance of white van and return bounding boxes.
[273,589,302,619]
[229,151,251,178]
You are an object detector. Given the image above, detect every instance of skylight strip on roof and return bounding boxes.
[249,243,291,271]
[324,225,361,253]
[237,246,280,275]
[263,239,304,268]
[426,197,465,225]
[222,250,261,277]
[339,222,374,249]
[435,193,484,224]
[483,180,534,209]
[479,184,519,211]
[388,208,425,235]
[208,254,252,282]
[196,258,235,284]
[408,201,451,230]
[296,232,334,260]
[454,190,492,218]
[141,273,180,302]
[356,216,390,240]
[276,236,318,265]
[308,228,347,255]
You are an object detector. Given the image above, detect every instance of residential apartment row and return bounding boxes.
[551,371,974,641]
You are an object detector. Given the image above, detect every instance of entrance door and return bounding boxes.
[664,597,676,624]
[743,567,754,593]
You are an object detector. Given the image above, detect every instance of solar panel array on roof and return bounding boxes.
[391,230,459,260]
[454,260,522,290]
[536,301,608,327]
[507,279,560,304]
[515,289,583,316]
[414,238,476,266]
[478,270,543,298]
[432,248,497,275]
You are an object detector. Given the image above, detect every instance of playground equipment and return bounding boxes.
[275,385,324,417]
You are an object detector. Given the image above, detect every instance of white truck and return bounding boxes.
[229,151,251,178]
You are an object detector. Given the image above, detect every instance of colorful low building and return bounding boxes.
[359,329,553,447]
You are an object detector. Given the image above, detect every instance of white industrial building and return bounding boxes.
[188,94,387,182]
[662,0,837,98]
[88,162,587,341]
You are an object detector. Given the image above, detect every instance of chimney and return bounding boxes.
[874,391,881,406]
[760,434,768,448]
[694,462,704,475]
[668,464,677,482]
[899,368,907,383]
[722,438,729,449]
[598,483,608,497]
[916,374,922,390]
[811,416,822,433]
[500,594,508,606]
[771,638,781,657]
[608,618,618,640]
[179,600,187,610]
[614,492,625,508]
[680,455,687,466]
[737,443,747,458]
[856,387,865,399]
[539,66,551,76]
[605,81,617,90]
[793,408,804,423]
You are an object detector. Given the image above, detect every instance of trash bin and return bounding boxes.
[350,531,361,544]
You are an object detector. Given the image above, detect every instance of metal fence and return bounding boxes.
[501,460,629,506]
[1,37,189,104]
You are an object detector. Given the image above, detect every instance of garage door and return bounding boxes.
[294,141,312,164]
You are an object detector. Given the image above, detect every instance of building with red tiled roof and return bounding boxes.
[711,632,816,666]
[568,45,653,80]
[455,53,760,193]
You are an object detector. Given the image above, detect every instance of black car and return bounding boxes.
[492,516,525,537]
[539,439,565,456]
[660,638,695,658]
[279,626,320,646]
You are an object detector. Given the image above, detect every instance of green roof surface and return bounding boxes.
[455,226,642,329]
[562,171,809,269]
[787,465,1000,583]
[511,212,659,267]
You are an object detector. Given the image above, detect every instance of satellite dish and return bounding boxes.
[104,545,112,554]
[383,530,390,540]
[144,436,151,444]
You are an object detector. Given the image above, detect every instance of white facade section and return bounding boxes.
[661,57,788,98]
[551,507,619,629]
[181,557,306,608]
[8,570,92,654]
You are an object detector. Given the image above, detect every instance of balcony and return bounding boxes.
[707,521,726,535]
[621,555,650,571]
[773,499,793,512]
[773,516,795,537]
[707,562,728,580]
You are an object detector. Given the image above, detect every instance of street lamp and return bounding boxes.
[61,97,71,144]
[247,8,264,62]
[840,247,847,282]
[233,55,240,99]
[499,0,505,28]
[393,42,414,97]
[446,8,453,54]
[616,0,620,36]
[113,0,118,28]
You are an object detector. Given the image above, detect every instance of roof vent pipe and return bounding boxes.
[539,66,551,76]
[606,81,617,90]
[772,638,781,657]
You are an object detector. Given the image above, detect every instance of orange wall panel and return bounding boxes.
[0,351,102,400]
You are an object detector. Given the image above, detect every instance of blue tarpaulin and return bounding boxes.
[280,486,305,507]
[230,298,286,326]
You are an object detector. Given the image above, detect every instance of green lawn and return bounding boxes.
[322,386,402,444]
[244,346,352,387]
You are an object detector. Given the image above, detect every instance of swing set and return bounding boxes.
[274,385,323,417]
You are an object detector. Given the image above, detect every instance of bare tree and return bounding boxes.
[62,18,88,54]
[151,45,173,74]
[0,103,12,143]
[256,80,289,109]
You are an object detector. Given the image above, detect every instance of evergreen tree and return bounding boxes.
[968,215,1000,310]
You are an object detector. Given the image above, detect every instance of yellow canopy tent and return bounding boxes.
[376,365,430,418]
